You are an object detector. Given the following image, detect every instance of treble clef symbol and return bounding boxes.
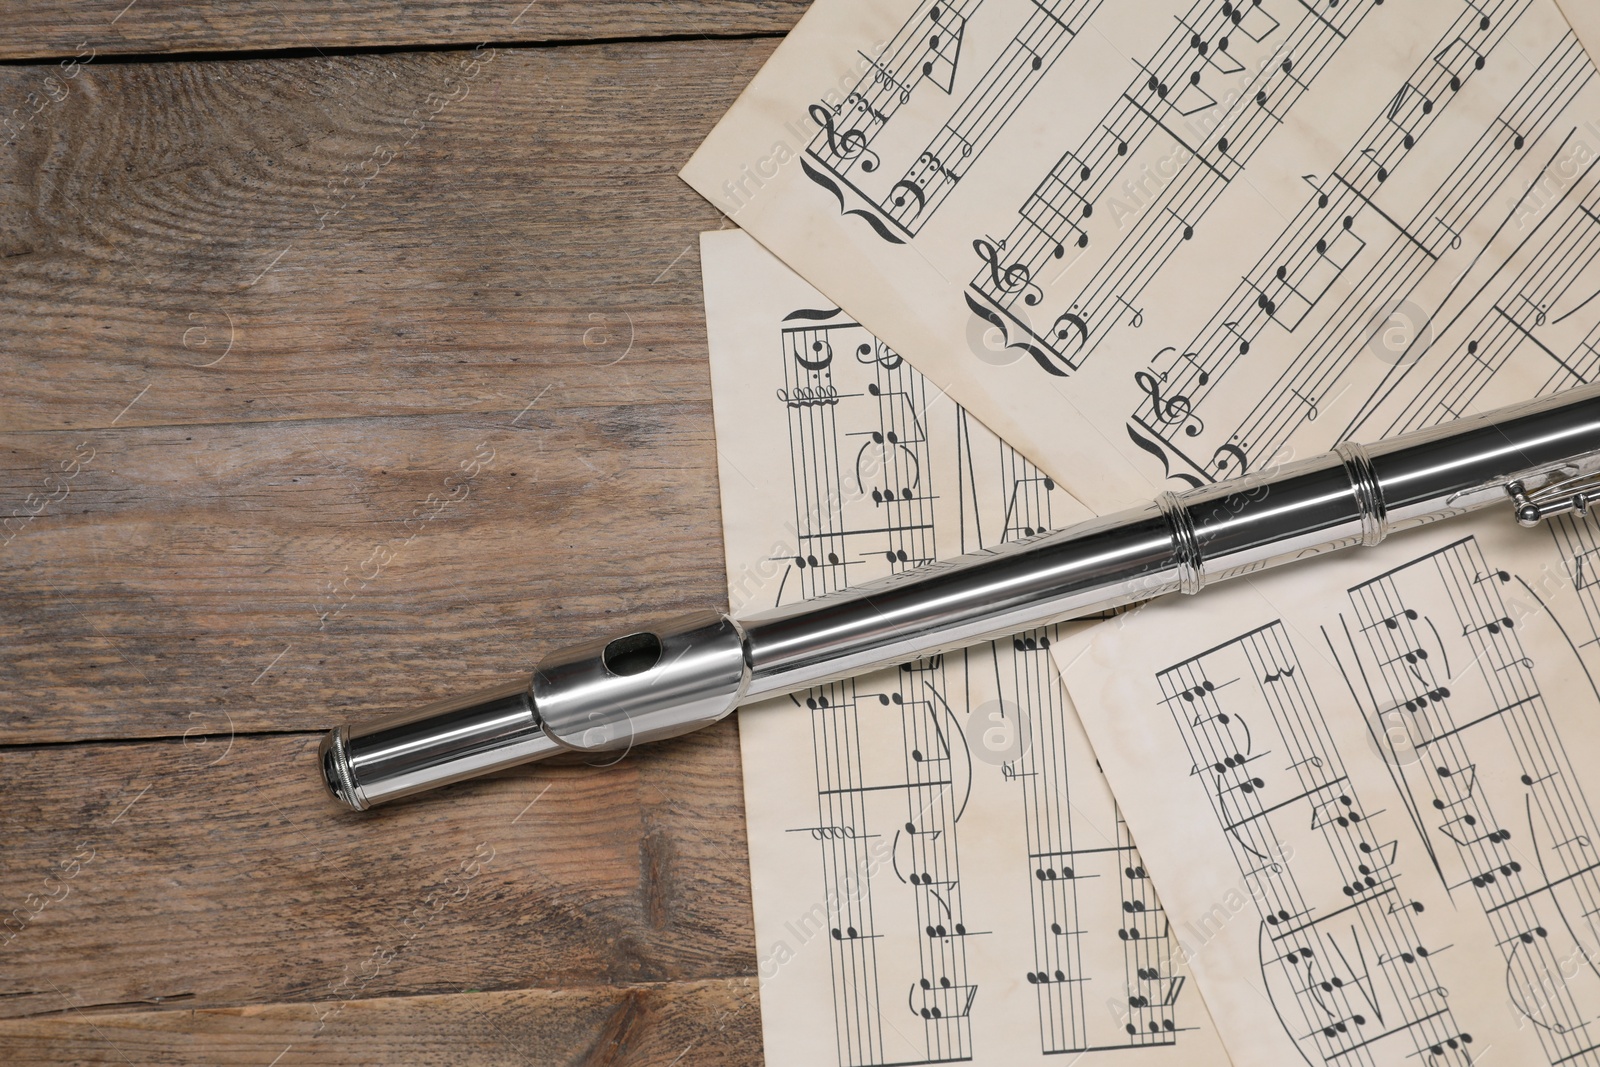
[973,239,1043,306]
[856,340,903,369]
[810,104,879,172]
[1135,370,1203,437]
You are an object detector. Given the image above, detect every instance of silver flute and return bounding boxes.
[320,383,1600,811]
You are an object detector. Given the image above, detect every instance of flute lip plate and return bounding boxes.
[319,726,369,812]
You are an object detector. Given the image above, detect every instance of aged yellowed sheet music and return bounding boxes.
[685,0,1600,517]
[1555,1,1600,62]
[703,228,1233,1066]
[1054,507,1600,1067]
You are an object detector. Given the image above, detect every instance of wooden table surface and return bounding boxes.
[0,4,804,1062]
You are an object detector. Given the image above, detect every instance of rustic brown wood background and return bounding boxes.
[0,3,802,1062]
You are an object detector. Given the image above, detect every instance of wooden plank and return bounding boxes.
[0,36,772,1063]
[0,2,802,62]
[0,406,726,742]
[0,979,760,1064]
[0,40,784,743]
[0,40,775,431]
[0,728,755,1018]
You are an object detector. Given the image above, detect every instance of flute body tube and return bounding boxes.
[320,384,1600,810]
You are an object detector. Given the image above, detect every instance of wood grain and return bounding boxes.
[0,979,760,1064]
[1,404,727,742]
[0,1,803,62]
[0,40,776,432]
[0,39,780,743]
[0,727,754,1018]
[0,32,773,1066]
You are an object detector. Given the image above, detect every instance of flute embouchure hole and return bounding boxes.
[603,632,663,676]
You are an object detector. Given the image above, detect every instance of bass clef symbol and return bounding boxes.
[794,336,834,371]
[1135,370,1204,438]
[1050,309,1090,352]
[1211,442,1250,475]
[888,179,927,220]
[810,104,879,172]
[973,239,1042,306]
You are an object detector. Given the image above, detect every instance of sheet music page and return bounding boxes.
[1555,1,1600,62]
[1053,510,1600,1067]
[702,228,1234,1066]
[684,0,1600,516]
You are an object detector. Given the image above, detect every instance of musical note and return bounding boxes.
[919,4,967,93]
[1435,215,1463,251]
[1175,349,1210,385]
[1319,1013,1366,1040]
[1310,795,1364,831]
[1367,608,1420,631]
[1115,293,1145,328]
[682,2,1600,1061]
